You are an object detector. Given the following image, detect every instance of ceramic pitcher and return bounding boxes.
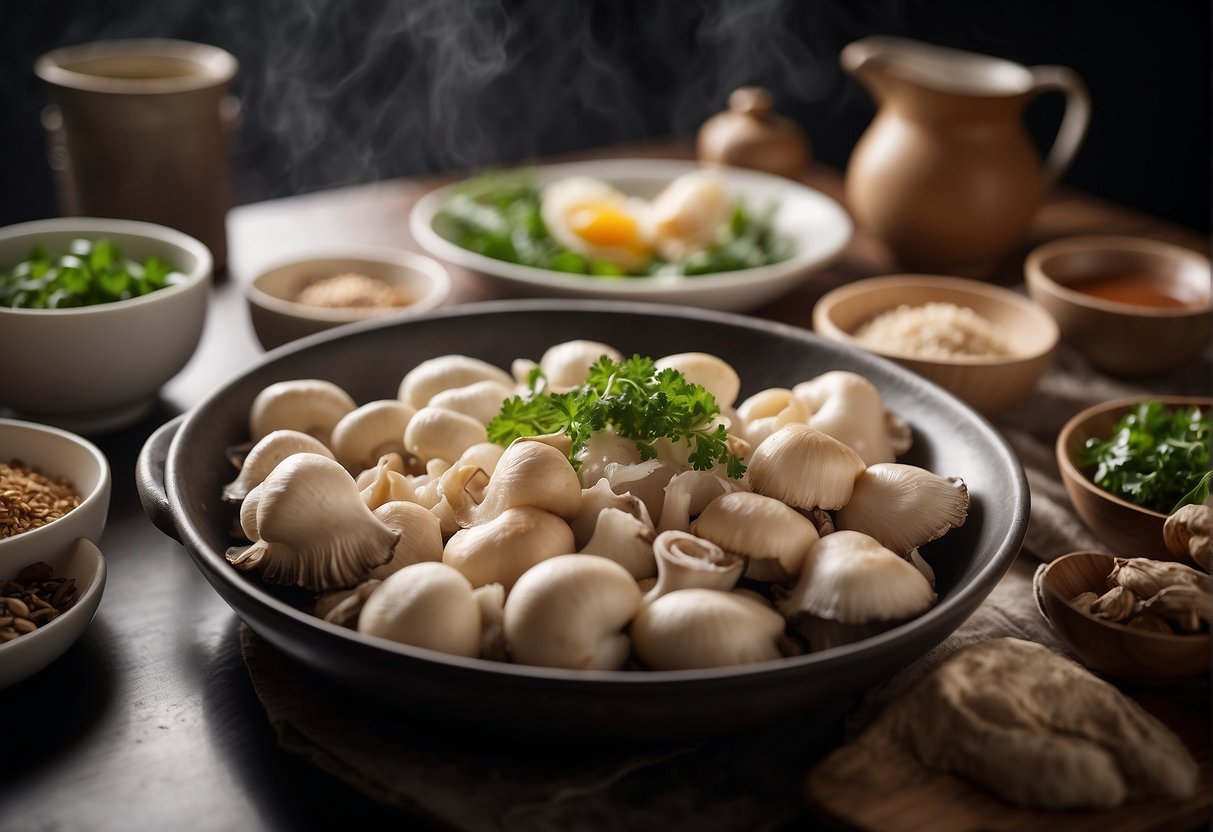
[841,36,1090,274]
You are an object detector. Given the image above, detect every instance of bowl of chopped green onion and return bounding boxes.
[0,217,212,432]
[1057,396,1211,563]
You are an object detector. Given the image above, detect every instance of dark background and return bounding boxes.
[1,0,1209,232]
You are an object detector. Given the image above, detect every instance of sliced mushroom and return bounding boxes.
[834,463,969,555]
[357,562,481,658]
[248,379,356,445]
[442,506,574,590]
[503,554,641,670]
[221,429,334,503]
[748,424,866,511]
[632,589,786,670]
[691,491,819,582]
[644,530,743,604]
[225,453,398,591]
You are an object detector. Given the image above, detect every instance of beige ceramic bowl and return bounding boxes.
[0,217,212,433]
[0,419,110,688]
[1035,550,1209,686]
[1056,396,1211,562]
[812,275,1058,416]
[246,247,451,351]
[1025,235,1211,377]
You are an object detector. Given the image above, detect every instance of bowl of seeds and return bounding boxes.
[0,419,110,686]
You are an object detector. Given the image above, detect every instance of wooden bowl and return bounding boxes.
[1035,550,1209,685]
[812,275,1058,416]
[1056,395,1211,562]
[1025,235,1211,377]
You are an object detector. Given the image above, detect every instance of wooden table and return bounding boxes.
[0,144,1207,832]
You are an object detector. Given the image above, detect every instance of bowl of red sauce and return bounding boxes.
[1025,235,1210,377]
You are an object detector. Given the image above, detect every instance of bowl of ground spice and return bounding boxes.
[246,248,451,350]
[812,275,1058,416]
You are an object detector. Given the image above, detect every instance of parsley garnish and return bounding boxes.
[487,355,746,478]
[1078,401,1210,514]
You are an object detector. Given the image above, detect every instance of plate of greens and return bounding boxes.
[410,159,852,311]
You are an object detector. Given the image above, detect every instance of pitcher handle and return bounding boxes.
[1028,65,1091,188]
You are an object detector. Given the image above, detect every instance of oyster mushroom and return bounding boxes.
[691,491,819,582]
[734,387,809,448]
[748,424,866,511]
[368,500,445,579]
[578,506,657,579]
[225,453,398,591]
[248,379,356,445]
[792,371,898,465]
[397,354,513,410]
[538,339,621,389]
[330,400,414,473]
[654,352,741,408]
[357,562,481,658]
[833,463,969,555]
[602,458,681,525]
[656,469,746,534]
[444,436,582,527]
[221,429,334,503]
[404,406,488,465]
[442,506,575,590]
[503,554,642,670]
[570,478,651,547]
[644,530,743,604]
[358,455,418,509]
[780,530,936,625]
[315,579,381,627]
[427,379,516,425]
[632,589,786,670]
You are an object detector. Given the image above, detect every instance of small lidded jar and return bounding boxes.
[697,87,810,179]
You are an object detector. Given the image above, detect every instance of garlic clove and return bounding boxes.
[222,429,335,504]
[780,530,936,624]
[654,352,741,408]
[397,355,513,411]
[1108,557,1213,598]
[225,453,398,591]
[645,529,743,604]
[504,554,641,670]
[748,424,865,511]
[357,562,481,658]
[578,506,657,580]
[1163,504,1212,569]
[691,491,818,583]
[368,500,444,579]
[1089,585,1137,623]
[1137,585,1212,633]
[632,588,786,670]
[248,378,356,446]
[834,463,969,555]
[442,506,574,590]
[330,400,414,474]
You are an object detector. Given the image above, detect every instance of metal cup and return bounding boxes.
[36,39,239,270]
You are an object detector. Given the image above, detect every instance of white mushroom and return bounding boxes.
[444,436,582,527]
[225,453,398,591]
[404,406,488,465]
[442,506,575,590]
[368,500,445,579]
[357,562,481,658]
[330,400,414,473]
[644,530,743,604]
[691,491,819,582]
[578,507,657,580]
[221,429,334,503]
[238,479,264,541]
[358,456,418,509]
[632,589,786,670]
[248,379,356,445]
[570,478,651,548]
[538,340,621,389]
[834,463,970,555]
[780,530,936,624]
[602,458,681,525]
[656,469,746,533]
[503,554,642,670]
[747,424,866,511]
[428,380,516,426]
[654,352,741,408]
[734,388,809,448]
[397,354,513,410]
[792,371,898,465]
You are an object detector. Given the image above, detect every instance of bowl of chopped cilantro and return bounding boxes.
[410,158,852,311]
[0,217,212,433]
[1057,396,1212,563]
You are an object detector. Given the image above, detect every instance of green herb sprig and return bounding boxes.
[0,239,182,309]
[1078,401,1210,514]
[487,355,746,479]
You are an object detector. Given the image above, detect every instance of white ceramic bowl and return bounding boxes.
[0,217,212,432]
[246,247,451,350]
[410,158,853,311]
[0,538,107,689]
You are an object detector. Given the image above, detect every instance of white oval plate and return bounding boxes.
[410,159,853,311]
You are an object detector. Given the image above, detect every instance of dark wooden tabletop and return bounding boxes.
[0,143,1207,832]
